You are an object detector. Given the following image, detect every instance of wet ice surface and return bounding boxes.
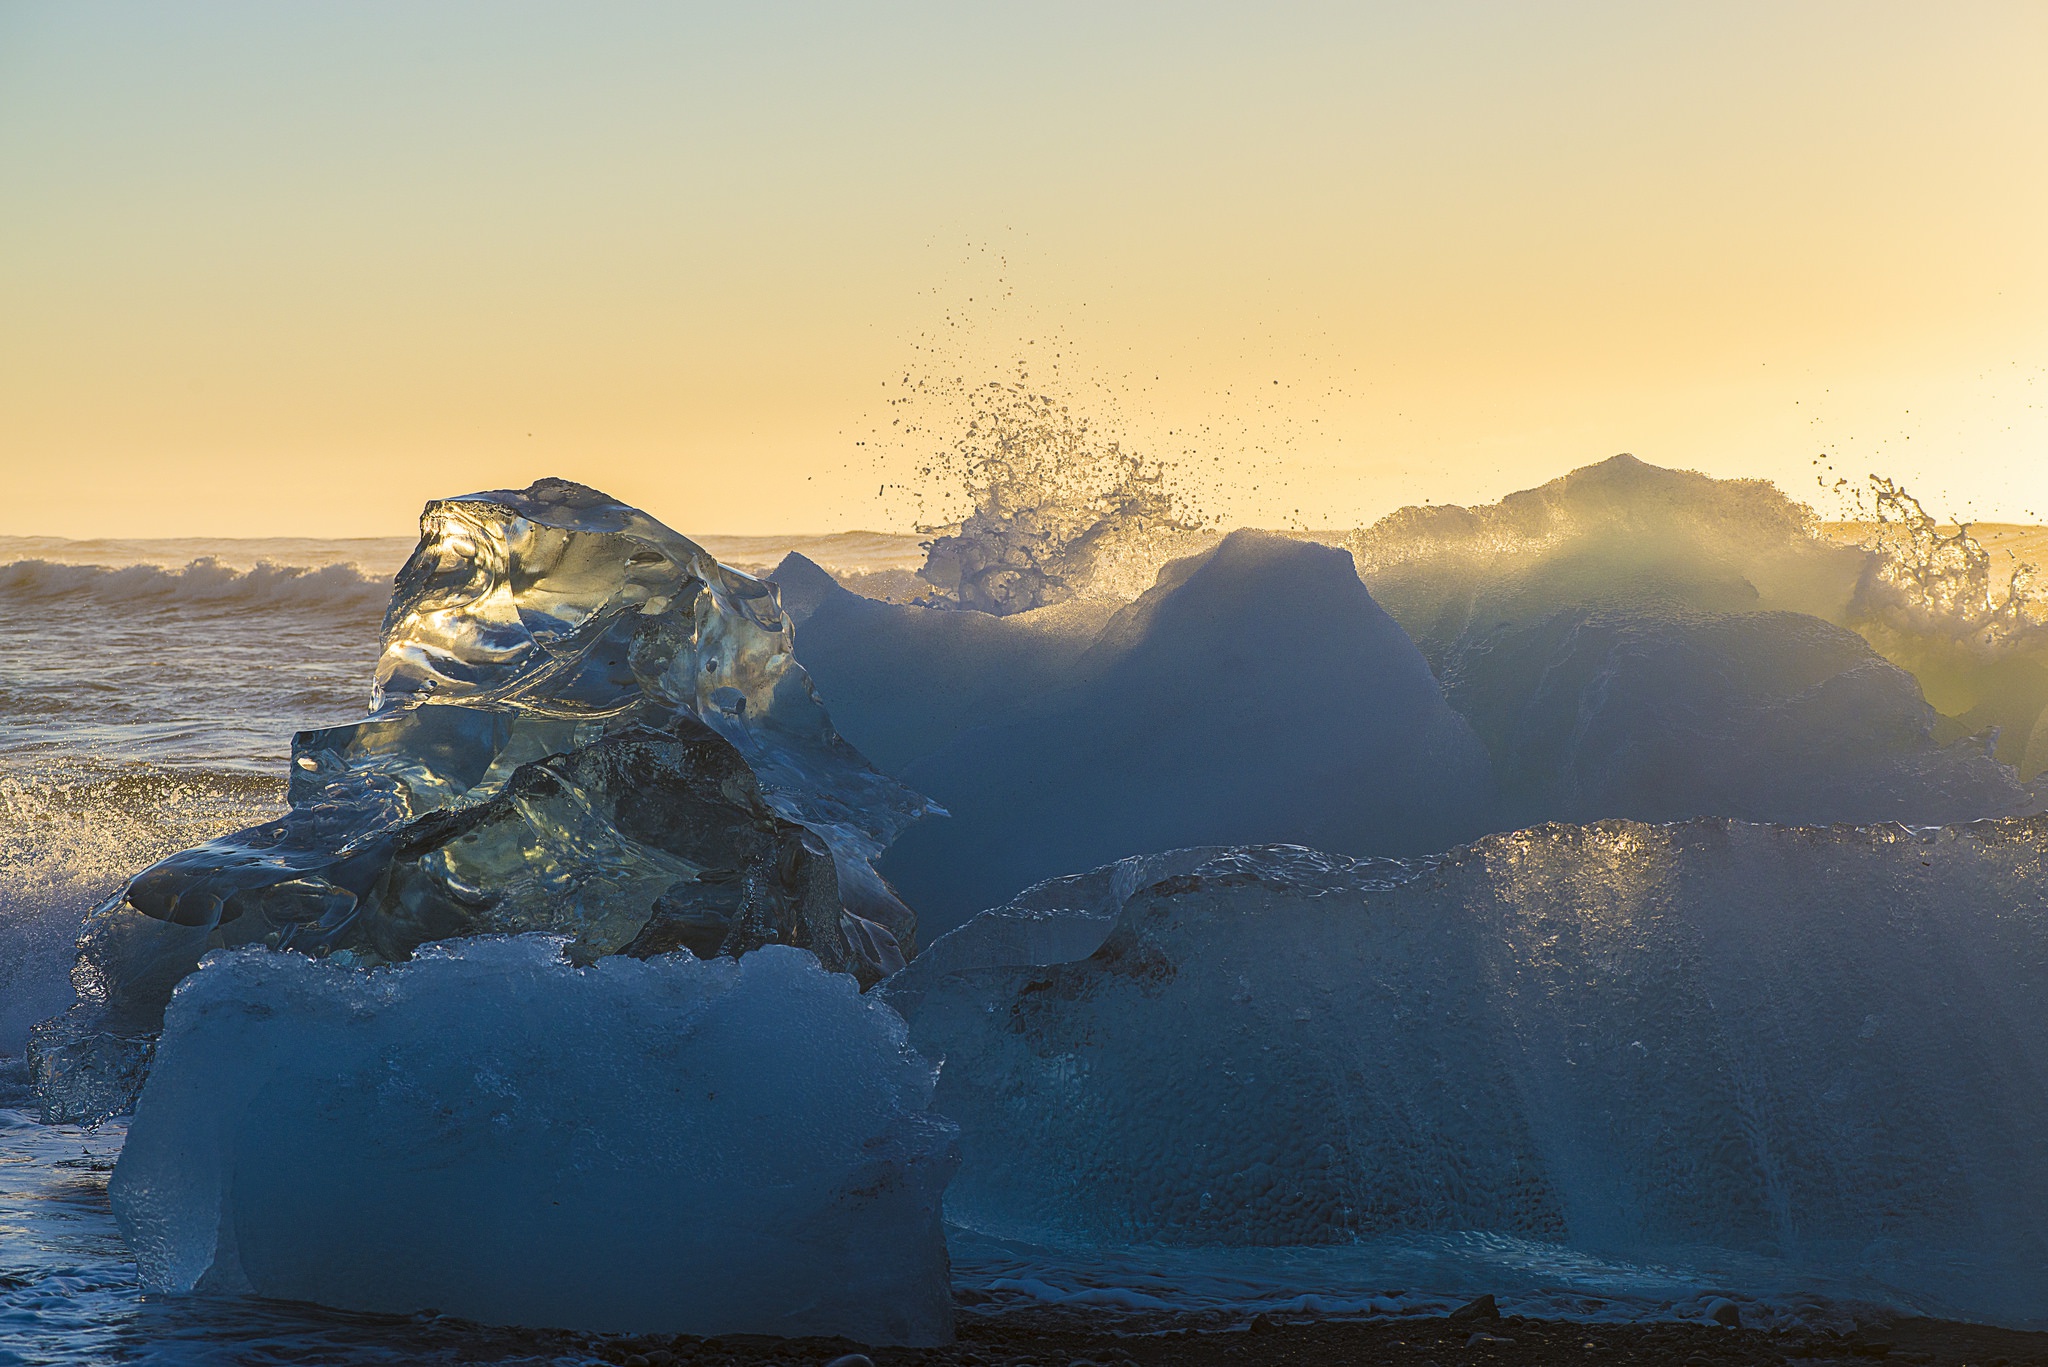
[0,1105,1895,1367]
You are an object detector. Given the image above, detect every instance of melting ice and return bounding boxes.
[8,457,2048,1350]
[31,479,937,1125]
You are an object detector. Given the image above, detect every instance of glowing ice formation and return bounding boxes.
[31,479,934,1124]
[113,938,958,1344]
[888,830,2048,1325]
[1355,454,2048,786]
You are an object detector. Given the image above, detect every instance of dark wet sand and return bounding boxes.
[580,1307,2048,1367]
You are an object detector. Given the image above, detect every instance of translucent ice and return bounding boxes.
[113,937,957,1344]
[1356,454,2048,787]
[32,480,933,1123]
[888,829,2048,1325]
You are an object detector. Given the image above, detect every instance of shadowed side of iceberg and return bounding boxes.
[872,530,1502,933]
[1356,454,2048,792]
[1439,606,2039,828]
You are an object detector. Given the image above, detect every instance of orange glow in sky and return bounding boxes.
[3,2,2045,537]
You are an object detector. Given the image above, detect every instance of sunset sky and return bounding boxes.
[3,1,2044,538]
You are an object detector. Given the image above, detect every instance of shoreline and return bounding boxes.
[575,1306,2048,1366]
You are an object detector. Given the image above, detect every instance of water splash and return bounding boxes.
[860,260,1229,616]
[1832,475,2048,655]
[0,760,283,1053]
[886,363,1211,615]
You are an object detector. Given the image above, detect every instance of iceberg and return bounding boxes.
[786,493,2033,938]
[113,937,958,1344]
[1355,454,2048,789]
[787,530,1501,935]
[31,479,935,1124]
[886,828,2048,1325]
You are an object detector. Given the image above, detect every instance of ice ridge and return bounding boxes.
[792,530,1500,935]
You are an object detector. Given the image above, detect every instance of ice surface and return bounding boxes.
[31,480,933,1124]
[880,848,1227,1016]
[887,830,2048,1325]
[791,531,1499,934]
[1356,454,2048,787]
[769,551,1115,774]
[1440,607,2036,827]
[113,937,957,1343]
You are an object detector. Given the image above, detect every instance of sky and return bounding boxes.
[2,1,2045,538]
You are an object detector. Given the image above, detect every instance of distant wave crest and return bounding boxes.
[0,558,390,614]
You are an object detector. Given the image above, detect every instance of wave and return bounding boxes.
[0,759,285,1054]
[0,557,390,614]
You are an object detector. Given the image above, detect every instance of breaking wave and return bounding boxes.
[0,558,390,614]
[879,359,1215,615]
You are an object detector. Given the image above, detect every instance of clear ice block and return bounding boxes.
[31,479,936,1123]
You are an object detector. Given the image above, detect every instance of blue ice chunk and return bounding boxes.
[114,937,957,1344]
